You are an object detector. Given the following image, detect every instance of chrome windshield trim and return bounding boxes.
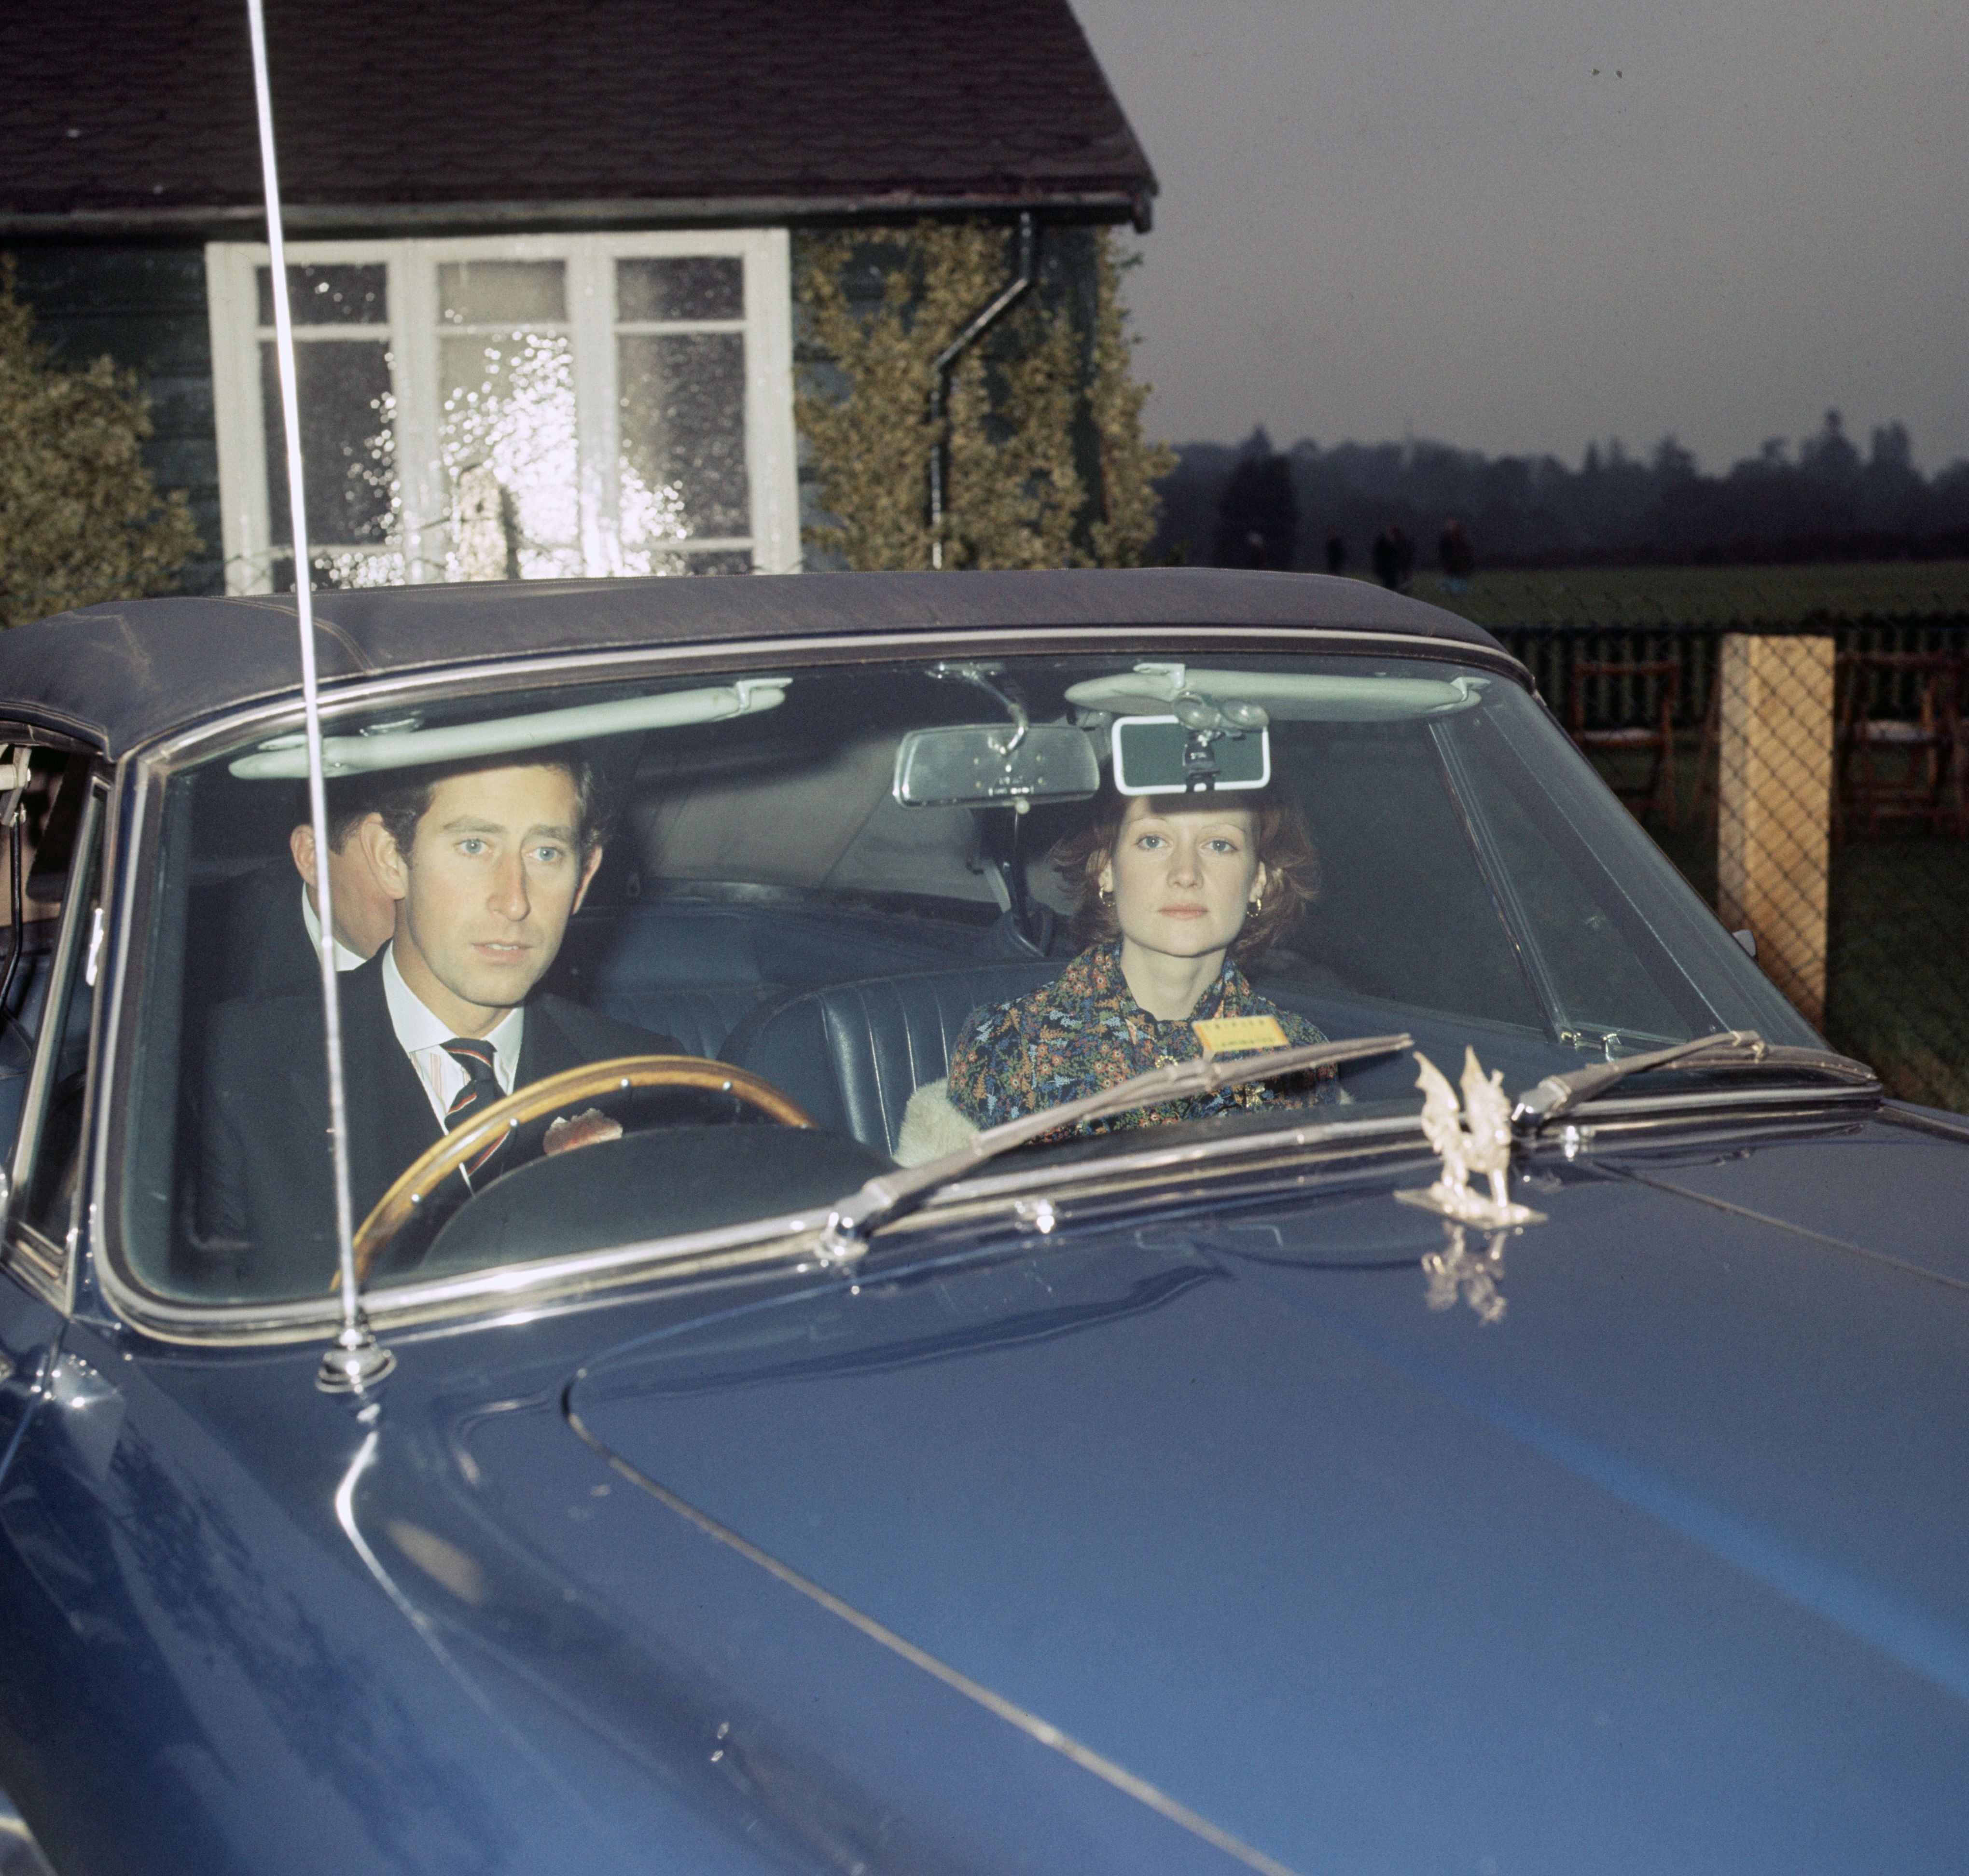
[97,1206,835,1345]
[1528,1081,1881,1125]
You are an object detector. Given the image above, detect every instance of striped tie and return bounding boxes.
[443,1037,506,1180]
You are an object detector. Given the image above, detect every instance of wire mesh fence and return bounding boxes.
[1498,616,1969,1112]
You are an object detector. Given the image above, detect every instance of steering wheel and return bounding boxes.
[349,1054,813,1282]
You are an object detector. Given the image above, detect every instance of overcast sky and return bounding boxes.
[1069,0,1967,471]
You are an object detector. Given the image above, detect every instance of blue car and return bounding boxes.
[0,569,1964,1876]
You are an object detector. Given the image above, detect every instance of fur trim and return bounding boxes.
[895,1079,980,1166]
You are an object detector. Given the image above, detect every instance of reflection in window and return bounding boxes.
[217,236,794,592]
[618,256,743,323]
[617,254,750,575]
[261,342,397,549]
[255,264,400,589]
[619,332,750,564]
[437,260,581,579]
[256,264,387,327]
[439,261,569,327]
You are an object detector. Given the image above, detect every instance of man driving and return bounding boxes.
[199,748,678,1292]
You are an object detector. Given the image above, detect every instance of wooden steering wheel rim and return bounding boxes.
[349,1054,813,1282]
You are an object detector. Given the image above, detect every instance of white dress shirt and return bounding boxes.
[382,943,525,1129]
[298,886,369,973]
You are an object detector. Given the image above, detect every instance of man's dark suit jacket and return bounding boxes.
[220,859,331,1003]
[198,950,678,1297]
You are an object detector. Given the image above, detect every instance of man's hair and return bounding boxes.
[292,775,384,853]
[1051,779,1319,965]
[369,747,607,864]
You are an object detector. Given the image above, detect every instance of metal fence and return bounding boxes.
[1499,620,1969,1112]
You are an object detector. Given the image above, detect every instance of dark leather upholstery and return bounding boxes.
[547,902,994,1062]
[721,962,1062,1155]
[590,983,777,1060]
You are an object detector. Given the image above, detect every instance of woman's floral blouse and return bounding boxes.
[947,941,1338,1138]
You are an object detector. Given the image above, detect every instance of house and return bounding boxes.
[0,0,1155,594]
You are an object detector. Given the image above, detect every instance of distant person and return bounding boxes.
[222,781,397,1001]
[1438,520,1476,593]
[1371,527,1408,591]
[1390,525,1415,591]
[1323,531,1347,576]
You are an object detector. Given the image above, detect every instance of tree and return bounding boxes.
[0,261,200,627]
[1213,454,1298,569]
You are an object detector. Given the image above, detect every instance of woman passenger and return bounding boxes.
[899,783,1336,1160]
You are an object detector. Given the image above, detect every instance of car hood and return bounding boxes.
[456,1116,1969,1875]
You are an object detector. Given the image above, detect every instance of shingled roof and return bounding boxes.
[0,0,1156,237]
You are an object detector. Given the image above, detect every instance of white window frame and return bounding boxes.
[206,229,800,592]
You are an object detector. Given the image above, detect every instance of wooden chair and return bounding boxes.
[1568,656,1681,829]
[1833,651,1967,840]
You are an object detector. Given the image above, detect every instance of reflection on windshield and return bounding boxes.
[124,652,1818,1307]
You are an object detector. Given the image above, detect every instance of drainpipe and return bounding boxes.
[928,211,1039,569]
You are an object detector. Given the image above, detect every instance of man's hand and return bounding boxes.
[543,1108,624,1156]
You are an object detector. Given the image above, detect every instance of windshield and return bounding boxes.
[118,647,1817,1307]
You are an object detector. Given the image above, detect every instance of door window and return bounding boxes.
[11,775,105,1257]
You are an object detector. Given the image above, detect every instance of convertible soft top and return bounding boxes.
[0,568,1504,757]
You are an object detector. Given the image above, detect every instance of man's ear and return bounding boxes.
[288,823,316,886]
[358,814,411,903]
[572,844,604,914]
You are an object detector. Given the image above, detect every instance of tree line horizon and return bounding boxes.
[1153,411,1969,574]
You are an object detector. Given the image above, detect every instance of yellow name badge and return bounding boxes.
[1192,1014,1290,1055]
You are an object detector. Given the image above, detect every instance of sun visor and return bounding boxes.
[228,680,790,779]
[1066,664,1488,722]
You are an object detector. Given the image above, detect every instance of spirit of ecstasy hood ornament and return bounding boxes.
[1396,1048,1546,1229]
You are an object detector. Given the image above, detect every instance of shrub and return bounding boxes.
[797,225,1172,571]
[0,259,200,627]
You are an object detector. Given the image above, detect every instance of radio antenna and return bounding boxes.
[244,0,393,1393]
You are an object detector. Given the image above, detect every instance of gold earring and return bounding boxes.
[1248,896,1263,916]
[1099,888,1115,906]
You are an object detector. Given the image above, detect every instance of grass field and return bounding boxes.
[1401,559,1969,630]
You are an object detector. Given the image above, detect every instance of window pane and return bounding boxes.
[439,261,567,326]
[256,264,387,327]
[20,800,101,1238]
[618,331,749,554]
[0,751,94,1169]
[439,331,581,577]
[260,340,397,547]
[617,257,743,323]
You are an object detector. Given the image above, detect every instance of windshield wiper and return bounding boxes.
[817,1032,1413,1263]
[1512,1029,1878,1129]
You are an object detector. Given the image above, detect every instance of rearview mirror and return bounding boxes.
[893,724,1101,808]
[1111,717,1271,796]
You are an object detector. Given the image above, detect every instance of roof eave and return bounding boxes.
[0,186,1156,244]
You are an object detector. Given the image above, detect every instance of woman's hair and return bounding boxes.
[1052,781,1319,964]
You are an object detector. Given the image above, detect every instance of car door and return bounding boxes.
[0,756,126,1862]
